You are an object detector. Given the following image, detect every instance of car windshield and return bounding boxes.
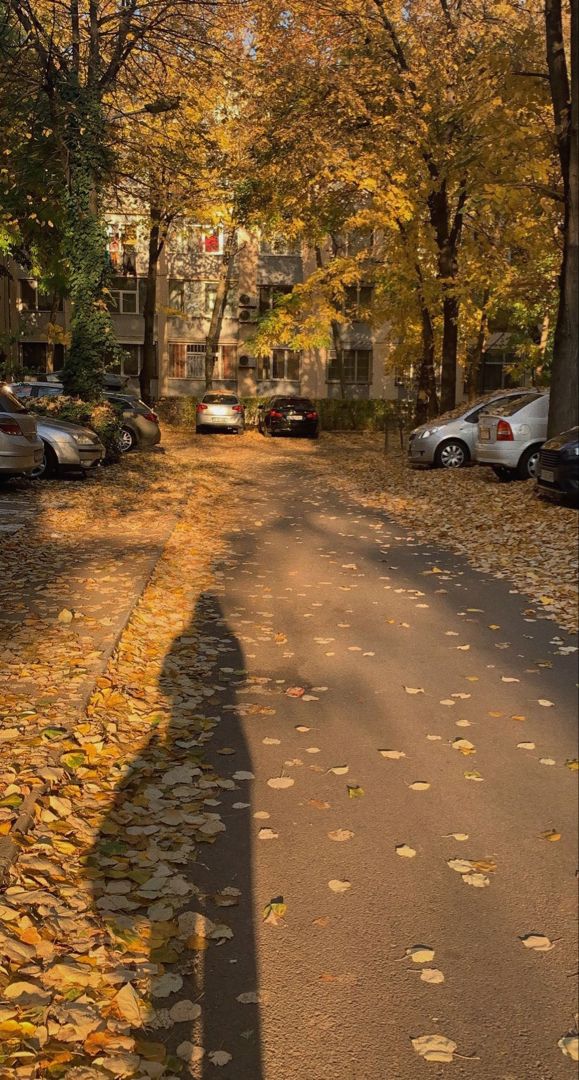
[203,394,239,405]
[0,388,27,414]
[275,397,314,408]
[487,393,544,417]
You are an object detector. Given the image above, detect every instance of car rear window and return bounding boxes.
[0,389,27,413]
[203,394,240,404]
[275,397,314,408]
[488,393,544,416]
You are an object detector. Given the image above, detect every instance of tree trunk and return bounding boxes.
[546,0,578,435]
[465,290,490,400]
[141,215,163,403]
[427,177,467,412]
[205,230,237,389]
[414,300,439,426]
[46,290,60,373]
[315,242,347,398]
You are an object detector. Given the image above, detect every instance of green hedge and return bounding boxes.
[156,396,413,432]
[26,396,123,462]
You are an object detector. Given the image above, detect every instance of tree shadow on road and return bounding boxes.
[88,590,264,1080]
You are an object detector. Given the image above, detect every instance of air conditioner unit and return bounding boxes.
[238,355,256,368]
[239,293,254,307]
[238,308,256,323]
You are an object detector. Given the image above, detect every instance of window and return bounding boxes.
[106,277,140,315]
[344,284,374,319]
[106,344,142,377]
[345,229,374,256]
[168,343,237,381]
[260,235,300,256]
[328,349,372,384]
[19,281,63,312]
[258,284,293,317]
[168,343,205,379]
[267,349,300,382]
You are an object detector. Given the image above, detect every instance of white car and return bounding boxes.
[475,391,549,480]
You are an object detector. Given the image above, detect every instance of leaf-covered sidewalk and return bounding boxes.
[0,433,245,1077]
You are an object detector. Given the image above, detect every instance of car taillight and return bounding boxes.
[306,411,318,420]
[496,419,513,441]
[232,405,244,413]
[196,403,208,412]
[0,419,23,436]
[269,409,283,419]
[144,411,158,422]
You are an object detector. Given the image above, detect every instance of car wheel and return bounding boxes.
[517,445,541,480]
[492,465,515,482]
[31,442,58,480]
[435,440,469,469]
[120,426,137,453]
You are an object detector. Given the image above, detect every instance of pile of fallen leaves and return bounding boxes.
[0,434,245,1078]
[311,435,578,633]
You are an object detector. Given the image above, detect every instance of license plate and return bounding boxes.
[541,468,555,483]
[479,428,491,441]
[211,406,228,416]
[288,413,303,420]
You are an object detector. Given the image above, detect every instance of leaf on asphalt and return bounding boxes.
[263,896,287,925]
[426,734,442,741]
[463,872,490,888]
[406,945,435,963]
[540,829,561,841]
[517,742,536,750]
[328,879,351,893]
[445,832,469,841]
[286,686,305,698]
[347,784,364,798]
[295,725,310,732]
[306,746,321,753]
[57,608,74,624]
[501,676,520,683]
[177,1042,205,1064]
[208,1050,232,1066]
[404,686,424,695]
[258,828,279,840]
[539,757,556,766]
[464,770,484,781]
[411,1034,457,1062]
[566,758,579,771]
[409,781,430,791]
[538,699,554,707]
[452,738,476,755]
[169,1000,202,1022]
[236,992,262,1004]
[267,776,294,789]
[395,843,417,858]
[232,770,255,780]
[420,968,445,984]
[329,764,349,774]
[379,749,406,759]
[558,1035,579,1061]
[440,698,456,706]
[151,973,183,998]
[520,934,555,952]
[263,737,281,745]
[328,829,354,842]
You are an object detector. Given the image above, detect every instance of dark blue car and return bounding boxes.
[537,427,579,503]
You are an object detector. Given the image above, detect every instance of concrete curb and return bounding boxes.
[0,479,193,887]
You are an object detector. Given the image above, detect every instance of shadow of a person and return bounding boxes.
[88,591,264,1080]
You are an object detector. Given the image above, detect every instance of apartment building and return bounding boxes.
[4,217,403,400]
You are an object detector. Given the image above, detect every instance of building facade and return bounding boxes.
[4,217,405,401]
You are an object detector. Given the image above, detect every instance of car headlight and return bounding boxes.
[419,428,438,438]
[72,433,96,446]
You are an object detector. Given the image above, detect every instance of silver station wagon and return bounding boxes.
[408,389,531,470]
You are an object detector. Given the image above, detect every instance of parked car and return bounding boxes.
[0,387,44,479]
[408,389,532,469]
[537,427,579,503]
[196,392,245,434]
[9,382,160,453]
[258,396,320,438]
[474,391,549,480]
[33,417,105,478]
[103,394,161,453]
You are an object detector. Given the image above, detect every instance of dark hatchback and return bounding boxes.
[537,426,579,503]
[258,396,320,438]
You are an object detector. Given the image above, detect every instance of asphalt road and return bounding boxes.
[181,436,578,1080]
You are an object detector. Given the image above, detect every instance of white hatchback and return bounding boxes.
[475,391,549,480]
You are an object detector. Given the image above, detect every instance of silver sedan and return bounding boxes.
[195,392,245,434]
[408,389,530,469]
